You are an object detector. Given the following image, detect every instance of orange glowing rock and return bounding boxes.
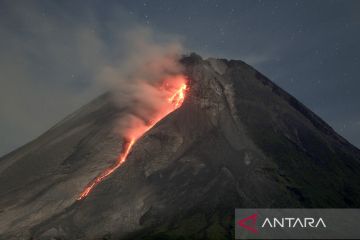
[169,83,187,108]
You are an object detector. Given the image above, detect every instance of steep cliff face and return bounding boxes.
[1,54,359,240]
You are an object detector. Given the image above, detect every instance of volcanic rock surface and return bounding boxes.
[1,54,360,240]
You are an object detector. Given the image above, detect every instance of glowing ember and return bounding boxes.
[169,83,187,108]
[77,76,187,200]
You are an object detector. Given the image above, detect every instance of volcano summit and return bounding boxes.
[0,54,359,240]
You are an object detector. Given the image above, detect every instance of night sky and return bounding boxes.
[0,0,359,156]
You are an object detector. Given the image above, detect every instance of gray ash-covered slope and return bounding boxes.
[1,53,360,240]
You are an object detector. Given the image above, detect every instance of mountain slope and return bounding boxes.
[0,54,359,240]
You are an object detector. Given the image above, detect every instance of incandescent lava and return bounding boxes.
[77,76,188,200]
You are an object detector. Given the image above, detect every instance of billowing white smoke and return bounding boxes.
[98,27,186,140]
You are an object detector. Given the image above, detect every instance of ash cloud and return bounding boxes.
[98,27,185,140]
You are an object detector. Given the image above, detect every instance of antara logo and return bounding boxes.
[237,214,326,234]
[261,217,326,228]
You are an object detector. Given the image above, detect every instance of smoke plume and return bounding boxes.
[98,27,186,140]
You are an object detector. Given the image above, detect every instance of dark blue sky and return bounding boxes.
[0,0,359,155]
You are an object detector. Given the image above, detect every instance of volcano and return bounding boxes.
[1,54,359,240]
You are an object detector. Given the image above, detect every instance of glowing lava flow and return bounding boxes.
[77,139,134,200]
[169,83,187,108]
[77,79,187,200]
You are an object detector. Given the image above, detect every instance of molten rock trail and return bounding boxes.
[78,78,188,200]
